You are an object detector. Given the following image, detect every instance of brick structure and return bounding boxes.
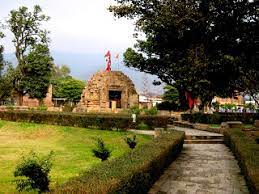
[21,85,54,107]
[214,96,244,106]
[75,71,139,113]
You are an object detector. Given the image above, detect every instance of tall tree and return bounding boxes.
[19,44,53,103]
[110,0,258,108]
[7,5,50,105]
[0,29,14,103]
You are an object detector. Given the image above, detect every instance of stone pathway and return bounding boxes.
[173,126,222,137]
[149,127,249,194]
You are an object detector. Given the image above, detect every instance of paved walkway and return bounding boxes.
[149,127,249,194]
[173,126,223,137]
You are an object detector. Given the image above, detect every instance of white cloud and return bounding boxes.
[0,0,136,54]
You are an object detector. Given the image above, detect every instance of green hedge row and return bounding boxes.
[0,111,169,130]
[182,112,259,124]
[52,131,184,193]
[224,129,259,194]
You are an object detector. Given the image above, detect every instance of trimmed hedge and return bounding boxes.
[224,128,259,194]
[0,111,169,130]
[52,131,184,193]
[182,112,259,124]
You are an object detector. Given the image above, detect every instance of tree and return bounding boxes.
[0,27,14,103]
[7,5,50,105]
[157,85,184,111]
[110,0,258,109]
[52,64,71,78]
[0,63,15,103]
[52,76,85,102]
[18,44,53,103]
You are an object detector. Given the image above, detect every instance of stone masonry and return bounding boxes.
[75,71,139,112]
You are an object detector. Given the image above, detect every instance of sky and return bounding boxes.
[0,0,164,94]
[0,0,136,54]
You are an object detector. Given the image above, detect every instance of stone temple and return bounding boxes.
[75,70,139,113]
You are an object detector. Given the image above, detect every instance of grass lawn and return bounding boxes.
[0,120,152,193]
[209,124,254,128]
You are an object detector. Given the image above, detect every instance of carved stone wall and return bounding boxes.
[75,71,139,112]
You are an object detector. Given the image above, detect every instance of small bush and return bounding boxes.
[144,107,158,116]
[182,112,259,124]
[14,151,53,193]
[136,122,150,130]
[129,105,142,115]
[124,135,137,149]
[37,105,48,111]
[92,138,111,161]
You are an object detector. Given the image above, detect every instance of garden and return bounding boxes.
[0,120,152,192]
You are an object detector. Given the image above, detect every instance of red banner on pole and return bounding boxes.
[105,51,111,71]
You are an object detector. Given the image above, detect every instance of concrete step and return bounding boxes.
[184,139,224,144]
[185,135,223,140]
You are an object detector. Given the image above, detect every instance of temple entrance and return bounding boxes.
[109,90,122,108]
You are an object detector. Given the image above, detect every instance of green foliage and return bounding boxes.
[19,44,53,101]
[14,151,53,193]
[7,5,50,104]
[211,101,220,110]
[182,113,259,124]
[137,122,150,130]
[54,132,184,193]
[52,64,71,78]
[144,107,158,116]
[37,105,48,111]
[110,0,258,107]
[92,138,111,161]
[163,85,179,104]
[52,76,85,102]
[0,63,15,102]
[124,135,137,149]
[244,103,256,110]
[224,128,259,193]
[0,111,169,130]
[220,103,237,110]
[129,105,142,115]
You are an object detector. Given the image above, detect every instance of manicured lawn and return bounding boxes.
[209,124,253,128]
[0,120,152,193]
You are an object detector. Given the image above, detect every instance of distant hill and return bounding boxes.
[4,52,164,95]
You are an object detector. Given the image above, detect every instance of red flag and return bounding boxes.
[104,50,111,71]
[104,50,111,58]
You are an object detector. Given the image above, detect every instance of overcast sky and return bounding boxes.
[0,0,136,54]
[0,0,164,94]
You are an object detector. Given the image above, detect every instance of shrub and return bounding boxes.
[129,105,142,115]
[182,112,259,124]
[53,131,184,193]
[0,111,169,130]
[37,105,48,111]
[14,151,53,193]
[136,122,150,130]
[124,135,137,149]
[224,128,259,194]
[144,107,158,116]
[92,138,111,161]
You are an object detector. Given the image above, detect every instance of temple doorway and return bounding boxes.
[109,90,122,108]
